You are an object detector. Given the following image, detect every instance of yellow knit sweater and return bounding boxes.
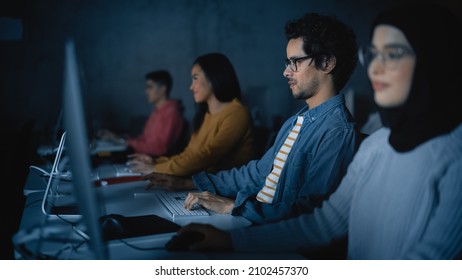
[154,98,255,176]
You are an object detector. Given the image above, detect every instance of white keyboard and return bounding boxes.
[91,139,127,153]
[113,163,141,176]
[97,163,142,179]
[156,191,209,219]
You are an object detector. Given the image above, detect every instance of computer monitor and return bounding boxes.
[62,37,108,259]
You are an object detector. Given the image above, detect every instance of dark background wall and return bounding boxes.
[7,0,461,142]
[2,0,461,140]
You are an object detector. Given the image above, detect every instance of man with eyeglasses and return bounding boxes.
[143,13,360,227]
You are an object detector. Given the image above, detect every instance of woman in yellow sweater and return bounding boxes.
[128,53,255,176]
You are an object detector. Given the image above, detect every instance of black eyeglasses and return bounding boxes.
[284,55,312,72]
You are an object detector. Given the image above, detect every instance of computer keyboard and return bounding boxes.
[91,139,127,153]
[156,191,209,219]
[113,163,141,176]
[97,163,142,179]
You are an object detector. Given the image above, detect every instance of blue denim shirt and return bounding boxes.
[192,94,360,224]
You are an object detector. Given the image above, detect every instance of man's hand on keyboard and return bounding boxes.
[142,172,195,191]
[184,191,234,214]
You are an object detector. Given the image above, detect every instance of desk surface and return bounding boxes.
[37,139,127,157]
[15,171,258,260]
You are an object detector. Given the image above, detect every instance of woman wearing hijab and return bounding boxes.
[168,2,462,259]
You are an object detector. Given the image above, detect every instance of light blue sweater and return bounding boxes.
[231,124,462,259]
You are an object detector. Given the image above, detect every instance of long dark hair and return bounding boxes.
[192,53,242,132]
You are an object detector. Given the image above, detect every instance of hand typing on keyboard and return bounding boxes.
[184,191,235,214]
[156,191,209,218]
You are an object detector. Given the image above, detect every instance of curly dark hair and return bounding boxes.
[285,12,358,92]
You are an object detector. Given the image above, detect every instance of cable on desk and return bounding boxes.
[12,224,79,260]
[72,224,90,241]
[24,198,43,208]
[54,240,86,260]
[14,243,57,260]
[116,238,165,251]
[51,210,82,225]
[29,165,53,176]
[28,165,72,181]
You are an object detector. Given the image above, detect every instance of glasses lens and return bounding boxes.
[291,59,297,71]
[359,47,374,68]
[359,46,413,69]
[284,59,296,71]
[382,48,410,69]
[284,59,290,70]
[285,56,311,72]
